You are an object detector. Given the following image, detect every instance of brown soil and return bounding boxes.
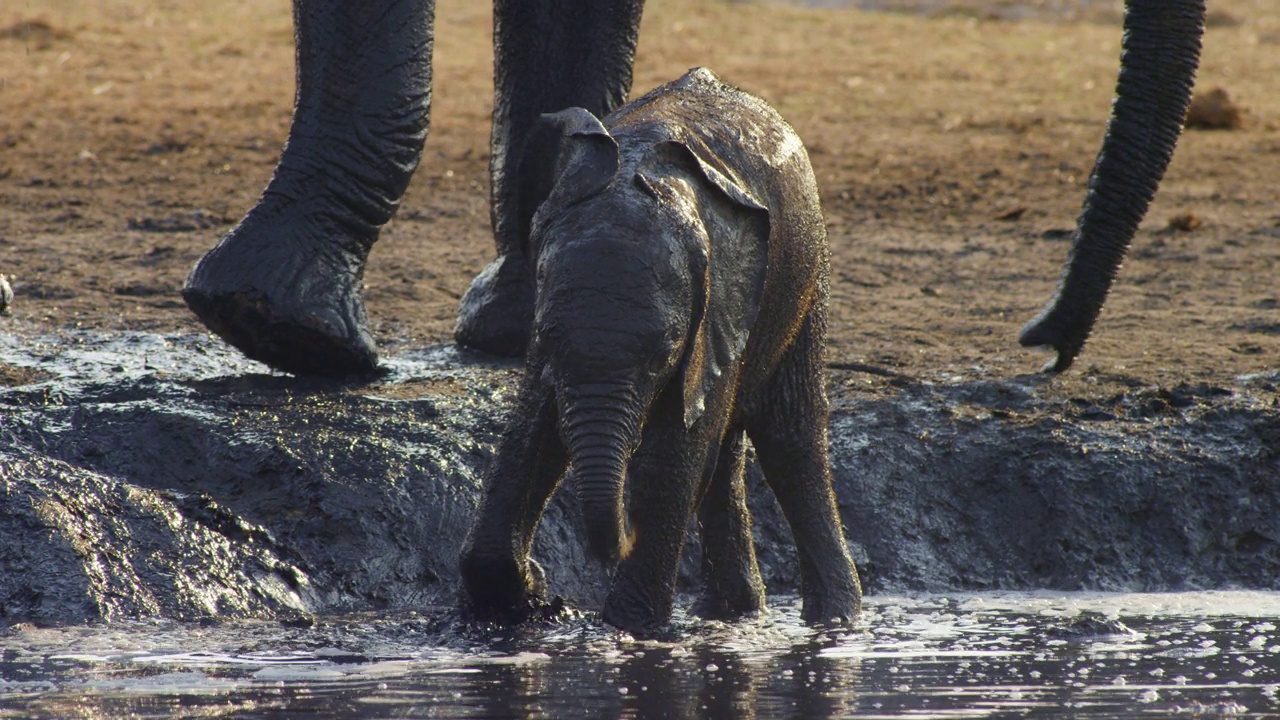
[2,0,1278,401]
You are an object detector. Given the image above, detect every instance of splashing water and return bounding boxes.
[3,592,1279,718]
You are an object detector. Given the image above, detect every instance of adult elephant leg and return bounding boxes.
[692,428,767,621]
[1020,0,1205,372]
[746,309,861,625]
[183,0,434,376]
[454,0,645,357]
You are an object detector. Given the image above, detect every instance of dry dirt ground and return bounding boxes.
[2,0,1278,402]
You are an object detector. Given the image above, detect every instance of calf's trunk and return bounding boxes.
[560,388,642,564]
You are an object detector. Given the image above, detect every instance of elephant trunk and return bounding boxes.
[560,386,642,564]
[1020,0,1205,372]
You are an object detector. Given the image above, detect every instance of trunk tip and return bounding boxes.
[585,516,635,565]
[1019,317,1081,374]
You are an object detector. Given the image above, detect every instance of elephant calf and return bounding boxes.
[459,68,861,633]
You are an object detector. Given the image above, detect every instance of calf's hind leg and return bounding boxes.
[745,309,861,624]
[693,428,767,620]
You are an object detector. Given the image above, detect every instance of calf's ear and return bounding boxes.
[517,108,618,250]
[643,141,770,429]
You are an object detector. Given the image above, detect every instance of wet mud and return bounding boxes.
[2,331,1277,627]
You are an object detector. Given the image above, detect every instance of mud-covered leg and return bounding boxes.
[692,428,766,620]
[601,395,706,634]
[454,0,645,356]
[460,375,566,619]
[746,309,861,625]
[183,0,434,376]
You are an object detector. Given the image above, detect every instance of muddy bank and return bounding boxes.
[1,331,1278,627]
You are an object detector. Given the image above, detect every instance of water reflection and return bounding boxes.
[430,627,864,719]
[3,592,1280,718]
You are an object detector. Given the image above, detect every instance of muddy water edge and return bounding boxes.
[3,593,1280,717]
[2,329,1278,625]
[2,326,1279,718]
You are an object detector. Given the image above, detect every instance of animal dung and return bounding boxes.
[1185,87,1244,130]
[1167,212,1203,232]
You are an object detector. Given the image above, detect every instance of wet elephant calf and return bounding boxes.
[459,68,861,634]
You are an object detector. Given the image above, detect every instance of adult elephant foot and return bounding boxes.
[183,211,378,377]
[453,252,534,357]
[464,0,646,358]
[180,0,435,377]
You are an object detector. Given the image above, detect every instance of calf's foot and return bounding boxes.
[691,575,767,622]
[800,580,862,627]
[459,549,548,623]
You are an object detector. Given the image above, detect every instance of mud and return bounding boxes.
[2,0,1279,630]
[2,331,1277,627]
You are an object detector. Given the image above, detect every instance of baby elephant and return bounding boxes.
[460,68,861,633]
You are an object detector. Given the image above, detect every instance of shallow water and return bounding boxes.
[3,592,1279,719]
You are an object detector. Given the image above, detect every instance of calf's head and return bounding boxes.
[520,108,770,563]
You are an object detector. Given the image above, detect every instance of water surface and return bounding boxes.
[3,592,1279,718]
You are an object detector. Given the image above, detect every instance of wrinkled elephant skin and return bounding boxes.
[459,69,861,635]
[182,0,644,373]
[177,0,1209,378]
[1021,0,1207,372]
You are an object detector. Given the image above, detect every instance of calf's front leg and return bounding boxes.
[693,427,767,620]
[460,375,565,619]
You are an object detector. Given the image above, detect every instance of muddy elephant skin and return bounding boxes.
[178,0,1206,379]
[459,69,861,634]
[181,0,644,375]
